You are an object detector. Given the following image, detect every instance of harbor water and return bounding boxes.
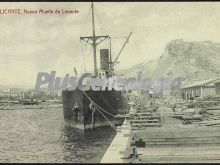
[0,108,116,163]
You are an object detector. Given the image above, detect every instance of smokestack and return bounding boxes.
[100,49,109,70]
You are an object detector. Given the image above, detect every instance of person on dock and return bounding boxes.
[133,147,137,157]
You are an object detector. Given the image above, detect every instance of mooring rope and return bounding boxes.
[81,90,118,131]
[82,90,116,117]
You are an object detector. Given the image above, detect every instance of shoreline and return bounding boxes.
[0,102,62,110]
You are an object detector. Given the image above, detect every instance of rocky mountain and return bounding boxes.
[115,59,158,78]
[122,39,220,82]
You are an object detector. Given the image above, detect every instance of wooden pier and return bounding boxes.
[101,113,220,163]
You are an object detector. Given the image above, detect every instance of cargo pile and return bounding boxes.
[170,97,220,126]
[128,94,162,130]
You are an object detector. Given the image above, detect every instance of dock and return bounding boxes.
[100,92,220,163]
[130,125,220,163]
[100,121,131,163]
[100,107,220,163]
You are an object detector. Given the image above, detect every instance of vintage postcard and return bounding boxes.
[1,1,220,163]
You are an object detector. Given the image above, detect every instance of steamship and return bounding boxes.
[62,3,131,130]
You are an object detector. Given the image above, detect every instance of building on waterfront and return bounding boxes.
[26,88,61,100]
[0,90,18,97]
[0,88,27,100]
[180,77,220,99]
[0,87,61,101]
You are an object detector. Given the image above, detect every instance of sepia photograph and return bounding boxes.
[1,1,220,163]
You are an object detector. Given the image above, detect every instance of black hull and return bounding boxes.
[62,88,128,130]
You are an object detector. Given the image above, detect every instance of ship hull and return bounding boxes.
[62,88,128,130]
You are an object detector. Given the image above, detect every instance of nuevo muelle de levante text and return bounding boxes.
[0,8,79,15]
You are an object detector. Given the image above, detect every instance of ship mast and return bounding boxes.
[80,2,109,76]
[80,3,132,76]
[91,2,97,76]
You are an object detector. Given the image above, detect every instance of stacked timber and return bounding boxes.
[130,112,162,130]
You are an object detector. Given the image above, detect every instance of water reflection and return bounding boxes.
[0,108,116,163]
[60,126,116,163]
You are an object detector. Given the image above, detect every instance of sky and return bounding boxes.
[1,2,220,87]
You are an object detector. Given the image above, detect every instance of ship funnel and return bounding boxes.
[100,49,109,71]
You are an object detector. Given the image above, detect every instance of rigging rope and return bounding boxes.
[80,41,86,73]
[94,6,107,35]
[86,46,93,71]
[94,6,109,48]
[81,90,116,117]
[94,104,118,131]
[80,6,92,73]
[81,7,91,36]
[100,92,115,112]
[81,90,118,131]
